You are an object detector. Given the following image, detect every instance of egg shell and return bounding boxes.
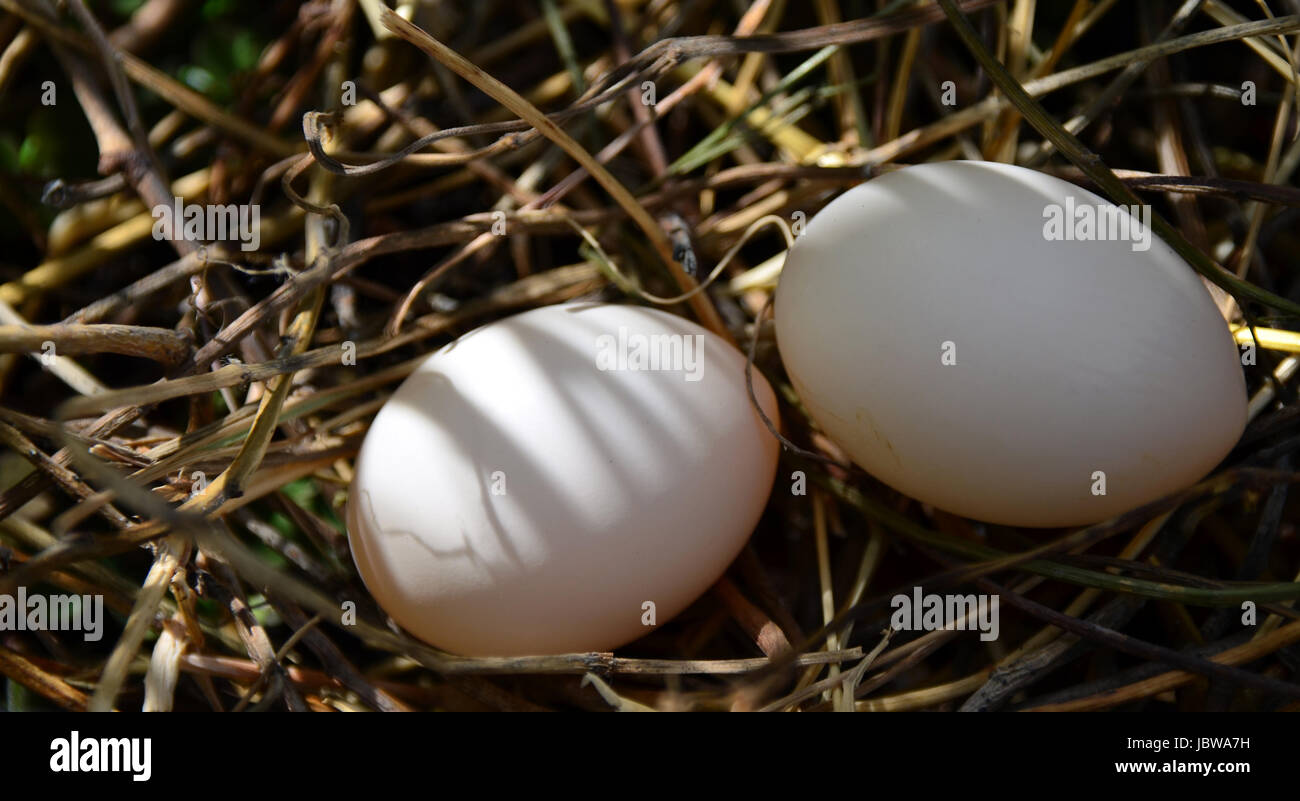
[346,302,779,656]
[775,160,1247,527]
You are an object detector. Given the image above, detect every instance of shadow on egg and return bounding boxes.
[346,303,780,656]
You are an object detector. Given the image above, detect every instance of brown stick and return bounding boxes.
[0,323,190,364]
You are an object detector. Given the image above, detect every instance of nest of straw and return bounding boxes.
[0,0,1298,711]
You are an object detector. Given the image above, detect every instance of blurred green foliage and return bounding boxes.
[1,0,273,192]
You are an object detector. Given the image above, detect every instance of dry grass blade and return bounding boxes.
[378,7,731,341]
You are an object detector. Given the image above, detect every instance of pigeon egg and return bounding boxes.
[346,302,779,655]
[774,160,1247,527]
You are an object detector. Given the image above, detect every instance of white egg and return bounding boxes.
[775,160,1247,527]
[346,302,779,655]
